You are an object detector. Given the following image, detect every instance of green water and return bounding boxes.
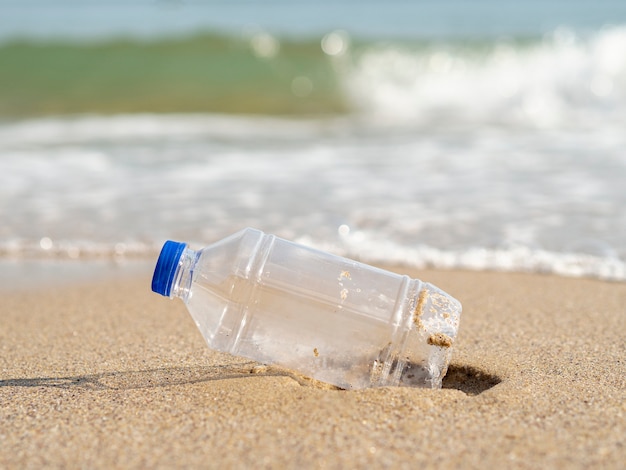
[0,34,347,117]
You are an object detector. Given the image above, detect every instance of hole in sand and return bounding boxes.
[442,364,501,396]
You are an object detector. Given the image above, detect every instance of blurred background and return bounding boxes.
[1,0,625,282]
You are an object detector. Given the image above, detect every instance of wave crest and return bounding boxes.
[341,26,626,127]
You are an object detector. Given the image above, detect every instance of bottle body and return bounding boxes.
[164,228,461,389]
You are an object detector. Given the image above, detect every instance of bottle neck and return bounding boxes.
[170,247,198,301]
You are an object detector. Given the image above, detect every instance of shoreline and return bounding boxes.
[1,245,624,294]
[1,267,624,468]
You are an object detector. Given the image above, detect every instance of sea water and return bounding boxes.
[1,1,625,281]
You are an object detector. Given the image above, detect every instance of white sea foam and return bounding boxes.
[341,26,626,129]
[2,112,624,271]
[331,232,626,282]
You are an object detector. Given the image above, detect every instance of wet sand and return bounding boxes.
[1,268,624,468]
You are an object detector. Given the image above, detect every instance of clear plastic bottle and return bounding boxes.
[151,228,461,389]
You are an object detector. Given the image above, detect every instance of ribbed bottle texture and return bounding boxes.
[152,228,461,389]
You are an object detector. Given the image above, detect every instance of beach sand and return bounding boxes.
[1,267,624,469]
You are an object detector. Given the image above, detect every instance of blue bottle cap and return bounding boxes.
[151,240,187,297]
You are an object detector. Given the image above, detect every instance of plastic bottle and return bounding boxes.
[151,228,461,389]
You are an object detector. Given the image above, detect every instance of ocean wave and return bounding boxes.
[1,26,625,122]
[341,26,626,128]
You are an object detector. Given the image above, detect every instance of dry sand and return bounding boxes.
[1,268,624,469]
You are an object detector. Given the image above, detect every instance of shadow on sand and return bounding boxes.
[1,362,500,396]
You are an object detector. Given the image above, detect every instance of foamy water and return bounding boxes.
[2,108,625,280]
[343,27,626,129]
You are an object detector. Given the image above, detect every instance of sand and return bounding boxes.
[1,267,624,469]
